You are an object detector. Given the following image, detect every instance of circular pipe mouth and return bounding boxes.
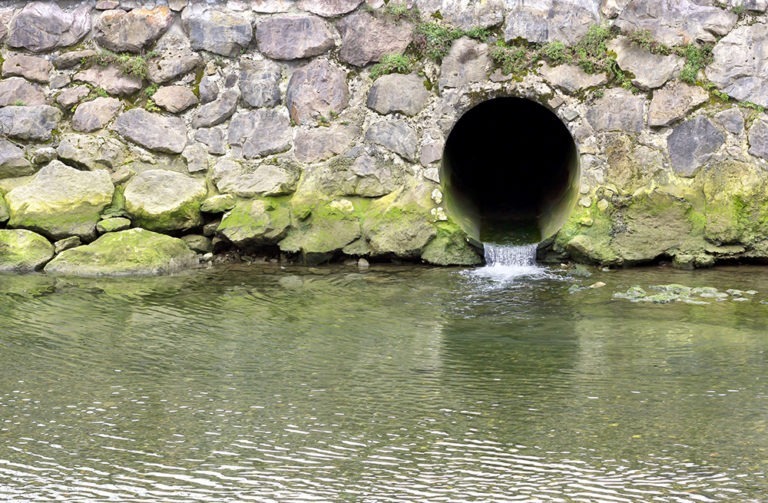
[440,97,580,245]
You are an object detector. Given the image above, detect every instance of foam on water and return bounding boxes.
[471,243,550,281]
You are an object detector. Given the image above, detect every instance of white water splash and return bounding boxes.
[471,243,549,281]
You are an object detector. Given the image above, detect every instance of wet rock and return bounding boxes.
[416,0,504,30]
[181,234,212,254]
[439,37,491,90]
[44,228,199,276]
[124,169,207,232]
[294,123,361,163]
[608,37,683,90]
[286,58,349,126]
[648,81,709,127]
[539,62,607,94]
[147,48,203,84]
[0,105,61,142]
[256,15,336,60]
[113,109,187,154]
[192,88,239,128]
[706,23,768,107]
[615,0,737,46]
[96,217,132,233]
[8,2,91,52]
[503,0,600,44]
[152,85,198,113]
[365,119,419,162]
[0,139,32,179]
[0,77,46,106]
[337,11,413,66]
[183,6,253,57]
[0,229,54,272]
[748,115,768,160]
[714,108,745,135]
[228,109,292,158]
[56,85,91,109]
[72,97,122,132]
[667,116,725,176]
[212,158,300,197]
[1,54,53,83]
[94,7,174,53]
[299,0,363,17]
[217,199,291,246]
[239,59,282,108]
[74,65,143,96]
[421,223,482,265]
[279,200,361,262]
[363,196,436,258]
[586,88,645,133]
[368,73,431,116]
[194,128,227,155]
[53,235,81,254]
[56,134,129,172]
[5,161,114,240]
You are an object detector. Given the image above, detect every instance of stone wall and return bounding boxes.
[1,0,768,274]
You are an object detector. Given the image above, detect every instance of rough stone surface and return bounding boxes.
[152,85,199,113]
[539,62,607,94]
[74,65,143,96]
[183,6,253,57]
[439,37,491,91]
[0,229,54,272]
[94,7,174,53]
[72,97,122,132]
[56,134,128,171]
[56,85,90,108]
[213,159,300,197]
[503,0,600,44]
[616,0,738,46]
[337,12,413,66]
[2,54,53,83]
[113,109,188,154]
[228,109,292,158]
[0,77,46,106]
[97,217,132,233]
[192,89,239,128]
[706,23,768,108]
[294,124,361,163]
[648,81,709,127]
[368,73,431,116]
[714,108,744,135]
[8,2,91,52]
[608,37,683,90]
[53,49,98,70]
[365,119,419,162]
[286,59,349,126]
[200,194,236,213]
[748,115,768,160]
[0,106,61,141]
[124,169,207,232]
[5,161,114,240]
[239,59,282,108]
[217,199,291,247]
[299,0,363,17]
[417,0,505,30]
[586,88,645,132]
[181,143,210,173]
[667,116,725,176]
[279,201,361,262]
[194,128,226,155]
[0,139,32,179]
[198,75,219,104]
[44,228,198,276]
[147,48,203,84]
[256,15,336,60]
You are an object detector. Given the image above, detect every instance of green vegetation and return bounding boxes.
[489,41,534,76]
[88,49,158,79]
[627,29,670,55]
[370,53,414,80]
[540,40,570,65]
[675,43,713,84]
[413,22,490,62]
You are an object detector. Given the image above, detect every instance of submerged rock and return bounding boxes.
[0,229,54,272]
[44,228,199,276]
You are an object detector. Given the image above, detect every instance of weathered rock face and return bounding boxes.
[94,7,174,53]
[113,109,187,154]
[147,48,203,84]
[0,139,32,179]
[124,169,207,232]
[256,15,336,60]
[294,124,361,163]
[298,0,363,17]
[56,134,128,171]
[228,109,292,158]
[539,63,607,94]
[74,66,143,96]
[608,37,682,90]
[0,106,61,141]
[417,0,505,30]
[439,37,491,91]
[213,158,300,197]
[2,54,53,84]
[748,115,768,160]
[503,0,600,45]
[586,88,645,132]
[72,97,122,132]
[648,81,709,127]
[707,23,768,108]
[286,58,349,126]
[5,161,114,240]
[8,2,91,52]
[152,85,199,113]
[667,117,725,177]
[368,74,431,116]
[337,12,413,66]
[183,6,253,57]
[240,60,282,108]
[365,119,419,162]
[0,77,46,106]
[0,229,54,272]
[217,199,292,247]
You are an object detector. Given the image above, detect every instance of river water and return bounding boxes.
[1,257,767,501]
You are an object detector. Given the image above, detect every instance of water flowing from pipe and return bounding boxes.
[471,243,549,281]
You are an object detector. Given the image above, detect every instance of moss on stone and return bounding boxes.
[0,229,54,272]
[421,220,483,265]
[217,198,292,247]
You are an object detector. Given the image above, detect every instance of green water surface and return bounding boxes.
[0,263,766,501]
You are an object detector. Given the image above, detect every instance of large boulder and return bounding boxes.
[5,161,114,240]
[667,116,725,177]
[94,7,174,53]
[337,11,413,67]
[439,37,491,91]
[228,109,293,158]
[113,109,188,154]
[286,58,349,126]
[298,0,363,17]
[217,199,292,247]
[368,73,431,116]
[56,134,129,172]
[1,54,53,83]
[503,0,600,45]
[44,228,199,276]
[124,169,207,232]
[256,15,336,60]
[0,229,54,272]
[615,0,737,46]
[72,97,122,132]
[365,119,419,162]
[706,23,768,108]
[0,77,46,106]
[0,138,33,179]
[183,6,253,57]
[240,59,282,108]
[7,2,91,52]
[212,159,300,197]
[586,88,645,133]
[0,106,61,141]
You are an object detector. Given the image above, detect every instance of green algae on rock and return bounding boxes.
[44,228,198,276]
[0,228,54,272]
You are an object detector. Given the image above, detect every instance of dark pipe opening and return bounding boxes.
[441,97,580,245]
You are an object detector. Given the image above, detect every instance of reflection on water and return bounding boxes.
[1,264,767,501]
